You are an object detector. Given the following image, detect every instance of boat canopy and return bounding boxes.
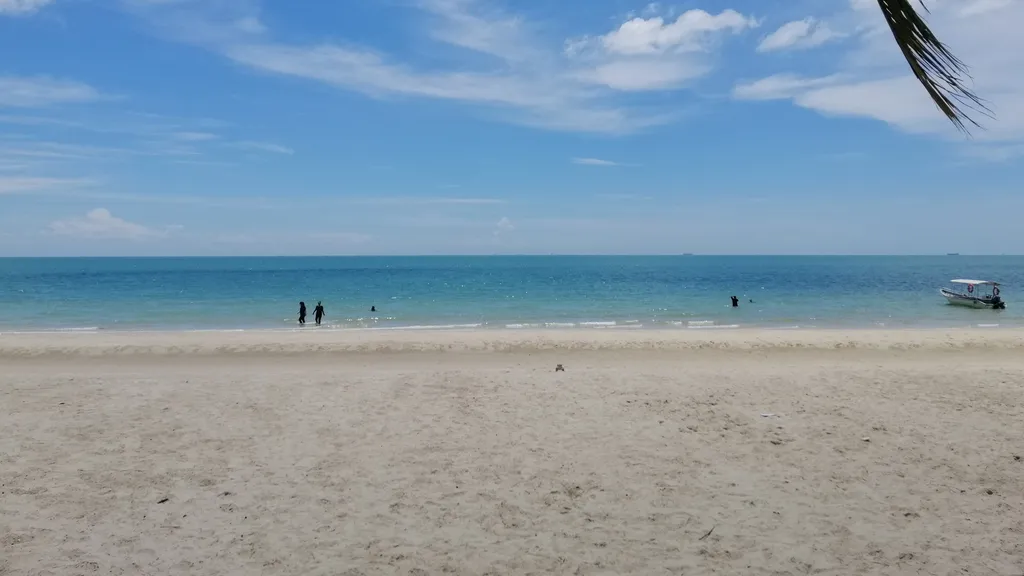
[951,279,1000,286]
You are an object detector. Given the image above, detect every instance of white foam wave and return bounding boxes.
[371,323,484,331]
[0,326,101,335]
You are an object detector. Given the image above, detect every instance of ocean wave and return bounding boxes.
[0,326,101,335]
[369,323,485,331]
[6,328,1024,358]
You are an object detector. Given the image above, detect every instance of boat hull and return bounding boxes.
[940,289,1005,309]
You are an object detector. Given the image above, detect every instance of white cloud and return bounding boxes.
[732,74,843,101]
[128,1,757,134]
[494,216,515,236]
[600,9,757,56]
[573,59,708,92]
[735,0,1024,148]
[48,208,170,240]
[565,7,757,93]
[0,76,103,107]
[0,0,53,15]
[572,157,621,166]
[758,18,841,52]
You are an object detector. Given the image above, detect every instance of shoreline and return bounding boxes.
[3,326,1024,358]
[0,316,1018,334]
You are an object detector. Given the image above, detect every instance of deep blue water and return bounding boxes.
[0,256,1022,331]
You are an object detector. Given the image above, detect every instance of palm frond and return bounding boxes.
[876,0,989,133]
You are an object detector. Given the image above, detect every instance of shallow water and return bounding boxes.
[1,256,1021,331]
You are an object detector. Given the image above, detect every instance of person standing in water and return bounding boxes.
[314,301,325,326]
[298,301,307,325]
[731,296,739,308]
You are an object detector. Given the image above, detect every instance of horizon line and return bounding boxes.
[0,254,1018,259]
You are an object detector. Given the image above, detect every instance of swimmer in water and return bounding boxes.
[314,301,325,326]
[730,296,739,308]
[370,305,376,313]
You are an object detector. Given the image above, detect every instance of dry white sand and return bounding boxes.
[2,329,1024,575]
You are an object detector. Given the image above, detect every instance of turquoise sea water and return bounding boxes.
[1,256,1022,332]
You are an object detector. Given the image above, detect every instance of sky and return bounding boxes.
[1,0,1023,256]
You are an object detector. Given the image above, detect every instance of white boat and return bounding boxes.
[940,279,1006,309]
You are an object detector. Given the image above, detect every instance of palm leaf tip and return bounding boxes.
[876,0,989,133]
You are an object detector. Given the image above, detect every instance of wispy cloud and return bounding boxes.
[0,114,86,128]
[572,157,625,166]
[735,1,1024,146]
[351,196,506,206]
[227,140,294,154]
[0,76,105,108]
[0,0,54,16]
[757,18,842,52]
[0,176,92,195]
[173,131,220,142]
[126,0,758,134]
[0,140,134,161]
[732,74,843,101]
[47,208,172,240]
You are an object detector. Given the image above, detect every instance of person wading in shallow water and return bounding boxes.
[314,301,325,326]
[298,301,307,325]
[731,296,739,308]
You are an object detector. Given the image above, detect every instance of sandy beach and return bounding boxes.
[2,329,1023,575]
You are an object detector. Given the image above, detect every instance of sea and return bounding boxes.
[1,256,1022,332]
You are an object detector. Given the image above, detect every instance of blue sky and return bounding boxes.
[1,0,1023,256]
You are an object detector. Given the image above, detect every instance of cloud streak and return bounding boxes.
[128,0,758,134]
[0,176,92,195]
[572,157,623,166]
[757,18,841,52]
[0,76,105,108]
